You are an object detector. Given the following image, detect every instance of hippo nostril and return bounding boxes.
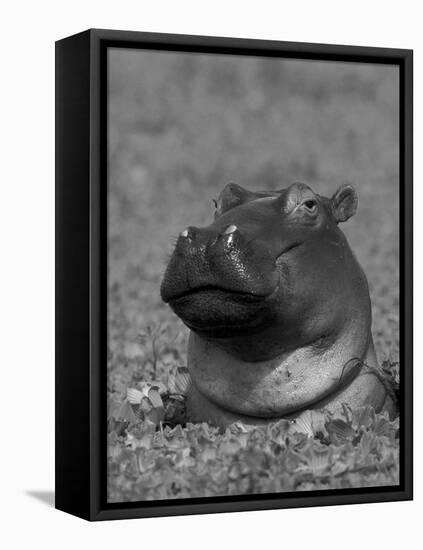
[223,224,237,235]
[180,227,198,241]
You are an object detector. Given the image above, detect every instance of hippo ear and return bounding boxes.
[331,185,358,223]
[215,182,254,217]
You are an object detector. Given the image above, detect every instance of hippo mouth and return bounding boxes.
[166,283,272,303]
[165,283,279,336]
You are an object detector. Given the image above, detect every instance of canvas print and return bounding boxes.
[106,48,400,503]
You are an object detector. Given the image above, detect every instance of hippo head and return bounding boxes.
[160,182,361,362]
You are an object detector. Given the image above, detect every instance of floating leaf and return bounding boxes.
[140,397,153,413]
[306,445,331,475]
[107,443,122,460]
[292,413,314,438]
[228,463,240,481]
[360,430,374,456]
[230,421,251,434]
[148,388,163,409]
[352,406,374,430]
[127,388,143,405]
[145,406,164,426]
[175,367,191,394]
[168,366,192,395]
[149,380,168,394]
[326,418,356,440]
[292,410,327,438]
[116,399,139,423]
[107,396,122,418]
[107,418,128,436]
[199,446,217,462]
[219,438,241,455]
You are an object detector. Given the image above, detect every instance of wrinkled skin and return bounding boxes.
[161,182,396,428]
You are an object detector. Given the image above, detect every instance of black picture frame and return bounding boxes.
[55,28,413,521]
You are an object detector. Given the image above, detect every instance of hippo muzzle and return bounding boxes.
[160,220,280,336]
[160,182,396,426]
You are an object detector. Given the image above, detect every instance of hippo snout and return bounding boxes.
[161,223,278,303]
[160,222,279,334]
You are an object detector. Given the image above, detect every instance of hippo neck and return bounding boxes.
[195,291,371,363]
[187,309,377,418]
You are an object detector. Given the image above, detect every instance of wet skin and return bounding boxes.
[160,182,395,427]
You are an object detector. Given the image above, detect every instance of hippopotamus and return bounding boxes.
[160,182,396,428]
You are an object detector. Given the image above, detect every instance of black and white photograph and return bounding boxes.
[106,44,404,503]
[2,0,421,545]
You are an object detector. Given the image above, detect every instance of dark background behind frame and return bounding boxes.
[55,28,412,521]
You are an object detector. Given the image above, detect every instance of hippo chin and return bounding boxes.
[160,182,396,428]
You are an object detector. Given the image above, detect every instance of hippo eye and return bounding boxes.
[303,199,317,212]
